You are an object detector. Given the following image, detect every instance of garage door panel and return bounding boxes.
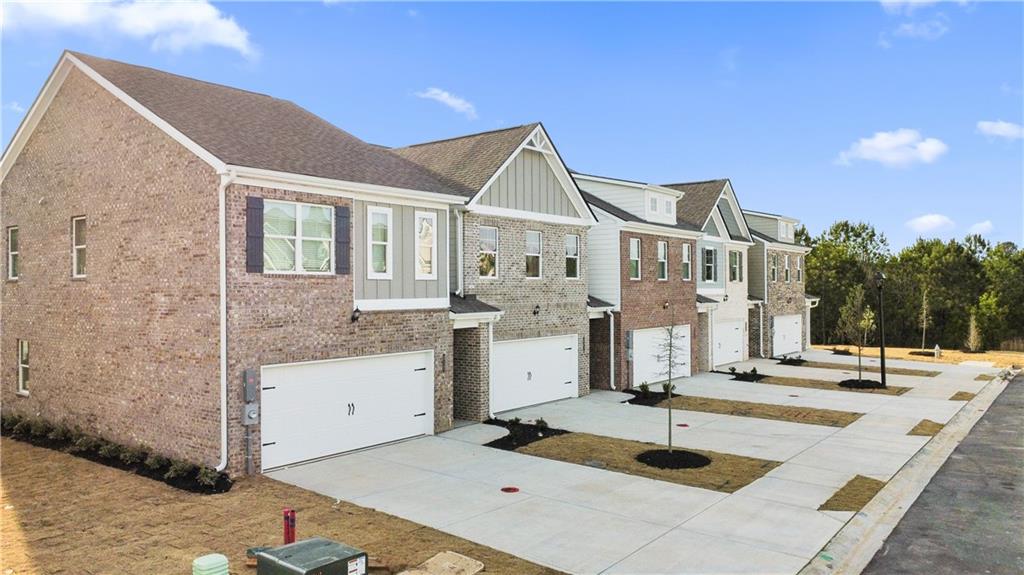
[491,334,578,414]
[714,319,744,367]
[632,325,691,387]
[773,314,803,357]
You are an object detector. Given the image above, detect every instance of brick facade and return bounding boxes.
[1,68,223,465]
[613,232,700,389]
[753,247,809,358]
[452,326,490,421]
[697,311,712,373]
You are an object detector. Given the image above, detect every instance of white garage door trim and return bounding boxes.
[491,334,578,414]
[773,314,803,357]
[631,324,691,387]
[714,319,744,367]
[260,349,434,471]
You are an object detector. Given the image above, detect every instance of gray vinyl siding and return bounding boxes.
[705,218,722,238]
[354,200,448,300]
[745,213,779,240]
[478,149,579,217]
[696,238,726,290]
[717,199,745,239]
[748,241,766,299]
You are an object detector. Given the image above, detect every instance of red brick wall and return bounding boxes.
[0,68,222,463]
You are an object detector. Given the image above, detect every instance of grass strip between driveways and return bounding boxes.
[818,475,886,512]
[907,419,945,436]
[974,373,996,381]
[950,391,977,401]
[655,395,863,428]
[757,375,911,396]
[516,432,780,493]
[799,361,940,378]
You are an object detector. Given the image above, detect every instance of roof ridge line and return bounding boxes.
[662,178,730,187]
[396,123,539,150]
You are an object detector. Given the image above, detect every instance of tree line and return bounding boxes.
[799,221,1024,351]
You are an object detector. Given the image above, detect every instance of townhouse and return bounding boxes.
[572,173,701,390]
[743,210,817,358]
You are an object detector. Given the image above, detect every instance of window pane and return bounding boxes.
[566,258,578,278]
[10,253,18,278]
[526,231,541,254]
[526,254,540,277]
[371,244,388,273]
[75,247,86,276]
[629,239,640,259]
[664,200,671,213]
[480,227,497,252]
[629,260,639,278]
[264,237,296,271]
[301,205,332,239]
[658,261,667,279]
[73,218,86,246]
[264,203,296,236]
[416,216,435,276]
[20,366,28,390]
[650,198,657,211]
[479,252,496,277]
[371,212,389,242]
[20,340,29,364]
[565,235,579,257]
[301,239,331,272]
[658,242,666,259]
[9,228,17,252]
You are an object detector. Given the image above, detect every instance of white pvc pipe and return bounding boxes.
[608,310,616,390]
[215,171,235,472]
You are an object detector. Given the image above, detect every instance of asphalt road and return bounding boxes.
[863,374,1024,575]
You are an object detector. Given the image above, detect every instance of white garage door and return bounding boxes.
[714,319,744,367]
[491,334,578,414]
[773,314,803,357]
[631,325,691,387]
[260,350,434,471]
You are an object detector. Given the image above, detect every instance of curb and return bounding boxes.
[798,368,1020,575]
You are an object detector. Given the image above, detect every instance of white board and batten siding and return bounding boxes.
[353,200,448,301]
[491,334,579,413]
[477,149,580,217]
[748,241,766,300]
[631,325,692,387]
[574,178,646,220]
[260,350,435,471]
[586,206,623,306]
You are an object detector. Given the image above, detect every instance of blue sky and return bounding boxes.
[3,1,1021,249]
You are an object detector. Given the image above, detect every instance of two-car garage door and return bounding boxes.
[491,334,578,414]
[260,350,434,471]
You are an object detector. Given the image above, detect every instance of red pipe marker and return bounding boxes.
[283,508,296,544]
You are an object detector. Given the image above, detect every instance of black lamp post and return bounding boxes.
[875,271,887,388]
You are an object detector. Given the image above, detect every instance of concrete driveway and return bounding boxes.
[268,353,1000,574]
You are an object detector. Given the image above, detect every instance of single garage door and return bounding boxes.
[714,319,744,367]
[260,350,434,471]
[631,325,691,387]
[773,314,803,357]
[491,334,578,414]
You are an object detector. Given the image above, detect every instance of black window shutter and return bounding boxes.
[246,196,264,273]
[335,205,351,275]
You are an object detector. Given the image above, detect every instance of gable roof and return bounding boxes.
[56,52,462,196]
[662,179,728,229]
[391,124,540,198]
[582,191,700,232]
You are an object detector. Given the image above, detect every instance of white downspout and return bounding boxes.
[215,171,235,472]
[608,310,616,390]
[455,209,465,297]
[758,302,766,358]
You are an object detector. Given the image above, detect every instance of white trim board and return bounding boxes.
[354,297,449,311]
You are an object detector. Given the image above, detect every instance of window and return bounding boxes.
[7,227,18,280]
[479,226,498,278]
[784,254,791,282]
[17,340,29,395]
[682,243,692,281]
[729,251,743,282]
[664,200,672,214]
[797,256,803,282]
[525,230,542,278]
[702,247,718,282]
[71,216,86,278]
[649,198,658,212]
[414,212,437,280]
[364,206,393,279]
[770,253,778,282]
[565,234,580,279]
[628,237,641,280]
[657,241,668,280]
[264,201,334,274]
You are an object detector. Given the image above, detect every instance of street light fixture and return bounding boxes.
[875,271,887,388]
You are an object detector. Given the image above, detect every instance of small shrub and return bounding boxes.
[71,435,101,454]
[661,382,676,397]
[144,452,170,471]
[164,460,196,481]
[639,382,651,398]
[47,426,72,443]
[29,419,53,438]
[508,417,522,426]
[195,466,220,487]
[12,419,33,437]
[97,441,121,459]
[729,367,737,374]
[119,446,147,466]
[1,413,24,434]
[534,418,549,430]
[751,367,758,375]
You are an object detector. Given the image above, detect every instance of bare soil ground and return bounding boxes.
[818,475,886,512]
[517,432,780,493]
[800,360,940,378]
[814,345,1024,369]
[0,438,558,575]
[950,391,977,401]
[656,395,863,427]
[758,375,911,396]
[975,373,996,381]
[908,419,945,436]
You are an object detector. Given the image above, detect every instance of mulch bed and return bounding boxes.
[830,348,853,356]
[483,418,571,451]
[819,475,886,512]
[776,357,807,366]
[758,375,910,396]
[908,350,935,357]
[636,449,712,469]
[838,378,886,390]
[623,388,677,407]
[713,369,767,382]
[799,361,940,378]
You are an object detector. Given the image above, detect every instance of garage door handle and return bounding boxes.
[262,386,276,391]
[413,412,426,417]
[262,442,276,447]
[564,380,573,385]
[564,347,573,351]
[414,367,427,372]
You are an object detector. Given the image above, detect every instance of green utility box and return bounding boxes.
[256,537,367,575]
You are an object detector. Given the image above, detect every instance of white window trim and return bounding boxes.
[703,247,718,283]
[628,237,642,280]
[565,234,580,279]
[414,211,437,281]
[478,226,499,279]
[770,254,778,282]
[16,339,28,396]
[7,226,18,280]
[71,216,86,278]
[525,230,543,279]
[682,243,692,281]
[797,256,803,282]
[657,240,668,281]
[264,200,336,276]
[784,254,791,283]
[366,205,392,280]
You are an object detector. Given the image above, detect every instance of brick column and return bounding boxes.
[452,326,491,421]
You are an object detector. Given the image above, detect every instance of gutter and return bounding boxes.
[215,171,236,472]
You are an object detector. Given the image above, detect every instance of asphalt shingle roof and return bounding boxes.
[697,294,719,304]
[449,294,502,314]
[588,295,615,308]
[662,179,728,230]
[750,229,803,247]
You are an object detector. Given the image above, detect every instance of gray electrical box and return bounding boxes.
[256,537,367,575]
[243,368,260,426]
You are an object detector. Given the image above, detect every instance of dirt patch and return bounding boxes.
[818,475,886,512]
[813,345,1024,369]
[0,439,559,575]
[656,394,862,428]
[758,375,911,396]
[800,361,940,378]
[908,419,945,436]
[636,449,711,469]
[484,418,570,450]
[974,373,996,381]
[950,391,977,402]
[516,432,780,493]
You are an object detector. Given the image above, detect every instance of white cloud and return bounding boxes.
[3,1,256,59]
[837,129,948,168]
[968,220,994,235]
[2,101,26,114]
[880,0,939,15]
[893,16,949,40]
[906,214,955,234]
[977,120,1024,140]
[415,87,477,120]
